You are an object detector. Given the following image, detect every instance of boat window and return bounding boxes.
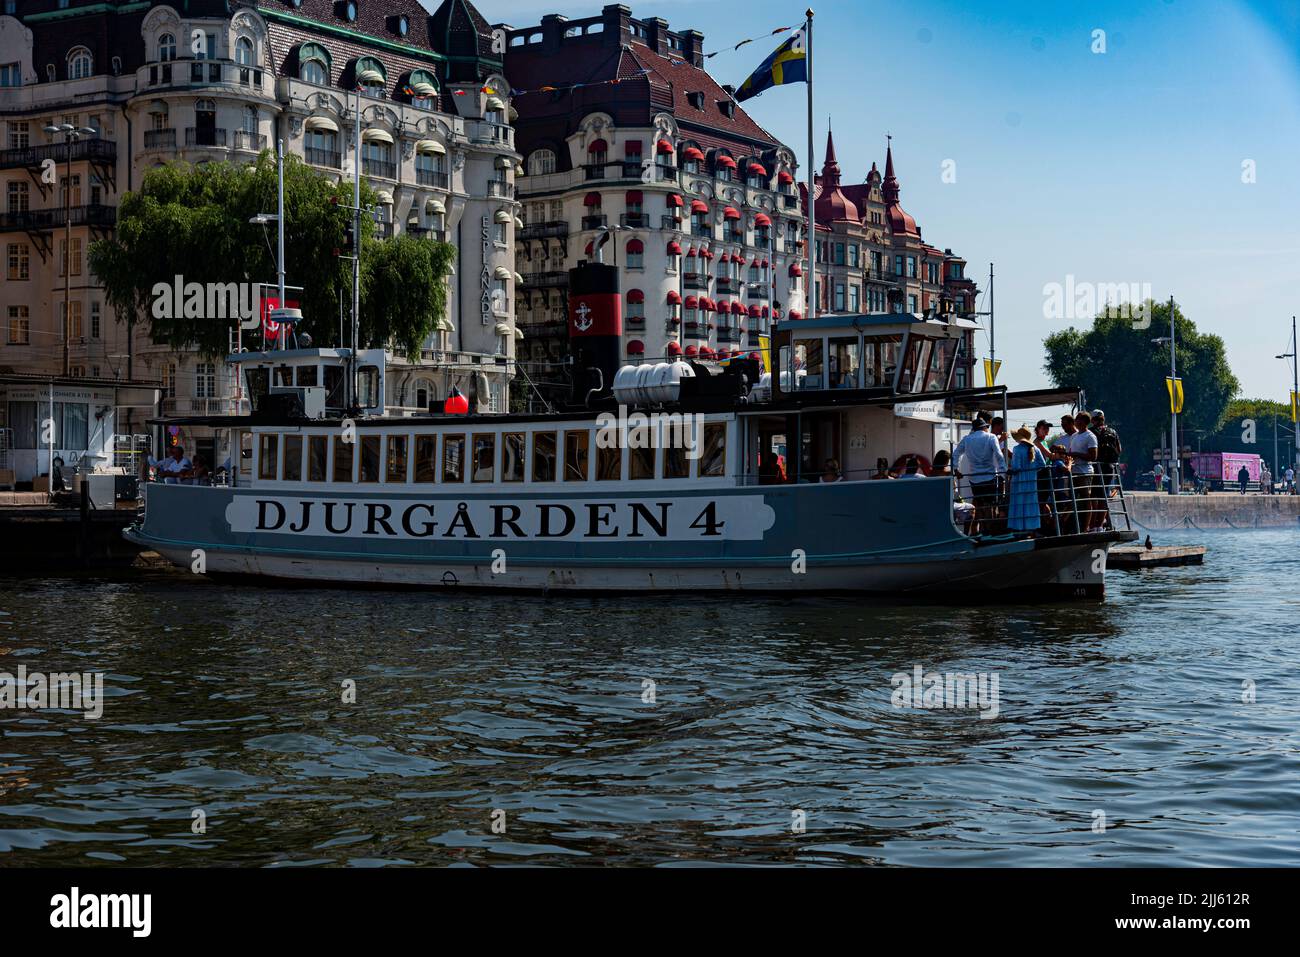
[332,435,353,482]
[829,337,860,389]
[862,334,901,388]
[502,432,525,482]
[307,435,327,481]
[296,366,318,387]
[282,434,303,481]
[274,365,293,387]
[795,338,823,389]
[386,434,408,483]
[357,365,380,408]
[663,441,688,479]
[472,433,495,482]
[596,443,621,481]
[442,434,465,483]
[414,434,436,482]
[629,444,655,480]
[533,431,557,481]
[564,430,589,481]
[323,366,345,409]
[700,423,726,477]
[922,337,957,392]
[245,367,270,407]
[358,435,381,482]
[258,433,279,480]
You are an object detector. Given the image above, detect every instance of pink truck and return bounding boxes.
[1188,452,1262,490]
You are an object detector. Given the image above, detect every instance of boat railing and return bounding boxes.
[957,465,1132,539]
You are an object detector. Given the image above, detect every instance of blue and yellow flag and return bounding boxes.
[735,27,807,102]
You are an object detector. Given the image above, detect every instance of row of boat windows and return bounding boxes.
[256,426,729,485]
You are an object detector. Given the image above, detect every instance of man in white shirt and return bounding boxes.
[953,418,1006,534]
[156,445,192,484]
[1286,466,1296,494]
[1066,412,1100,530]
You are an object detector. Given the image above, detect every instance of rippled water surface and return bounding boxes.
[1,528,1298,866]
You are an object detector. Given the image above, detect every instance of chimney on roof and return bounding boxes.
[602,4,632,47]
[679,29,704,67]
[644,16,670,56]
[540,14,567,55]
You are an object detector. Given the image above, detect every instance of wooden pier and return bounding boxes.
[1109,543,1206,568]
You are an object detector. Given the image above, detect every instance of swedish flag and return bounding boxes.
[735,28,807,102]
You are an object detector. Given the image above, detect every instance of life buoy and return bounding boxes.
[892,453,932,476]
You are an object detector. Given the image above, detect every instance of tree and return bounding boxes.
[1205,398,1292,466]
[90,152,454,357]
[1043,300,1240,474]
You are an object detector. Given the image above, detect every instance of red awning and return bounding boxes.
[777,170,794,185]
[627,289,645,304]
[716,155,737,169]
[761,258,769,268]
[667,341,682,355]
[685,246,697,257]
[723,206,740,220]
[626,190,643,204]
[685,345,699,356]
[684,296,698,308]
[702,248,714,260]
[700,346,717,358]
[666,193,683,208]
[624,139,642,155]
[656,139,674,154]
[730,301,745,315]
[683,146,705,161]
[666,240,682,255]
[750,256,761,266]
[754,213,771,226]
[761,306,770,317]
[699,297,715,310]
[627,339,644,354]
[583,192,601,206]
[690,199,709,214]
[587,138,607,153]
[666,289,682,304]
[626,238,644,253]
[748,304,761,317]
[789,262,803,276]
[789,309,803,319]
[747,162,767,177]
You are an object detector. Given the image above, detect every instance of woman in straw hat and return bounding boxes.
[1008,426,1048,534]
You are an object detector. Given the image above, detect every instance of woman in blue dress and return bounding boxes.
[1008,426,1047,533]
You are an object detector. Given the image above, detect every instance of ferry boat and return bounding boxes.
[126,267,1135,599]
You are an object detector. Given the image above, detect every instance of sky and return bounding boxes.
[443,0,1300,403]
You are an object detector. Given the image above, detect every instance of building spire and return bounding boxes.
[822,124,840,188]
[882,134,900,205]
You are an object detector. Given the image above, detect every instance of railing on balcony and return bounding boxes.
[581,214,607,230]
[717,328,742,343]
[362,157,397,179]
[625,316,646,331]
[0,137,116,171]
[619,213,648,228]
[0,204,117,232]
[185,127,227,147]
[375,222,393,239]
[231,130,266,152]
[160,396,242,416]
[416,169,450,188]
[519,221,569,240]
[466,121,513,147]
[305,147,341,168]
[715,277,738,295]
[683,273,709,290]
[691,224,713,239]
[520,271,569,288]
[488,180,514,198]
[143,128,177,150]
[661,214,681,231]
[868,271,901,285]
[749,286,769,299]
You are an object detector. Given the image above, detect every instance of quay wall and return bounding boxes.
[1125,492,1300,530]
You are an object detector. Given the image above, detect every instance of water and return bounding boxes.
[1,528,1298,867]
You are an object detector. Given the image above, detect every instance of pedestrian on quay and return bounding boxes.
[1261,464,1272,495]
[1286,465,1296,494]
[1238,464,1251,495]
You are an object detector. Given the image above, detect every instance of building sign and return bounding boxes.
[227,495,776,542]
[480,215,492,326]
[894,400,946,422]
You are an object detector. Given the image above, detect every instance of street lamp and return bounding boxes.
[1276,315,1298,481]
[44,123,97,377]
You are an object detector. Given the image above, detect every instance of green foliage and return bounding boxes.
[1043,300,1240,469]
[1206,398,1291,458]
[89,153,453,358]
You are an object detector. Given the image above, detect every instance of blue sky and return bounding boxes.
[459,0,1300,402]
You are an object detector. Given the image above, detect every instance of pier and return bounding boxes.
[1124,492,1300,529]
[0,491,144,569]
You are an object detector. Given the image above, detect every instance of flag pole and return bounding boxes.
[805,8,815,320]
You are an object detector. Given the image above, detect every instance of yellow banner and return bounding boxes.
[982,358,1002,387]
[1165,376,1185,414]
[758,334,771,374]
[1291,391,1298,423]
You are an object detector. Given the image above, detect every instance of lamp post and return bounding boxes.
[1276,314,1298,482]
[44,123,97,377]
[1151,296,1179,494]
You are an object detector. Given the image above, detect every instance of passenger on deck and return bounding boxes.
[185,454,211,486]
[1008,427,1047,534]
[931,449,952,476]
[899,455,923,478]
[157,446,191,484]
[1067,412,1102,531]
[758,452,787,485]
[1033,420,1066,527]
[820,458,843,483]
[953,418,1005,535]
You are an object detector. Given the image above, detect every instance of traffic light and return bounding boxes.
[343,223,355,253]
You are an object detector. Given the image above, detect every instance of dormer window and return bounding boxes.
[299,43,330,85]
[355,56,386,98]
[719,101,735,118]
[158,33,176,63]
[687,91,704,110]
[339,1,357,23]
[407,69,437,108]
[67,47,93,80]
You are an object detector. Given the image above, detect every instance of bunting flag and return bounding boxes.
[1166,376,1185,414]
[982,358,1002,387]
[734,27,807,102]
[704,25,795,59]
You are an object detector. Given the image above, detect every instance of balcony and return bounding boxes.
[375,223,394,239]
[161,396,241,416]
[416,169,449,188]
[661,214,681,231]
[519,221,568,240]
[683,273,709,291]
[488,180,514,199]
[0,137,116,172]
[231,130,267,152]
[715,277,738,295]
[143,128,177,150]
[868,271,901,286]
[466,121,513,147]
[362,157,397,179]
[520,271,569,289]
[305,147,341,169]
[185,127,227,147]
[0,204,117,232]
[625,316,646,331]
[691,224,713,239]
[718,327,742,344]
[581,214,607,230]
[749,286,769,300]
[619,213,648,228]
[782,193,799,209]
